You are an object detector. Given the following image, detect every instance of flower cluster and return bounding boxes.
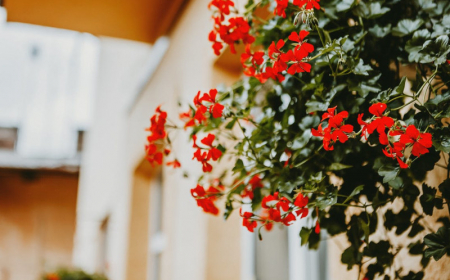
[312,103,433,169]
[181,89,224,128]
[238,191,315,233]
[146,0,450,277]
[274,0,321,18]
[241,175,264,199]
[191,184,223,215]
[241,31,314,83]
[208,0,254,55]
[145,106,181,168]
[359,103,432,168]
[311,107,354,151]
[193,133,223,172]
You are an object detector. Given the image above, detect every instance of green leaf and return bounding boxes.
[416,0,437,11]
[393,77,407,95]
[378,165,399,183]
[343,185,364,204]
[353,59,373,76]
[305,98,330,113]
[299,227,311,246]
[353,2,390,19]
[359,218,370,243]
[406,29,431,62]
[232,159,246,177]
[424,91,450,115]
[316,185,338,210]
[368,24,392,38]
[310,171,325,184]
[419,35,450,66]
[433,127,450,153]
[424,226,450,261]
[375,77,407,102]
[336,0,357,12]
[392,19,424,37]
[225,118,237,129]
[328,163,353,171]
[223,201,234,220]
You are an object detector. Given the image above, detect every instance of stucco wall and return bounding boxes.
[125,0,243,279]
[0,169,78,280]
[72,36,152,280]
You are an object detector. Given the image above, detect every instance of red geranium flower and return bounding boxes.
[208,0,234,17]
[268,39,285,59]
[243,217,258,232]
[281,48,312,74]
[166,159,181,168]
[294,193,309,218]
[400,125,432,157]
[241,44,265,66]
[264,222,273,231]
[262,66,286,82]
[277,197,291,212]
[282,212,296,226]
[197,89,225,118]
[191,184,220,215]
[208,31,223,55]
[262,192,279,208]
[288,31,314,55]
[194,105,208,124]
[312,108,354,151]
[367,103,394,145]
[241,175,264,199]
[383,142,408,168]
[314,220,321,234]
[192,134,222,172]
[240,209,257,232]
[274,0,289,17]
[294,193,309,208]
[293,0,321,10]
[358,113,370,140]
[268,208,282,222]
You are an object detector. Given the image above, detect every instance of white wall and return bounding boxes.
[72,37,152,280]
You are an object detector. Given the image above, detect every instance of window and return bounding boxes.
[147,171,165,280]
[77,130,85,152]
[0,127,18,150]
[98,216,110,275]
[255,225,289,280]
[242,218,329,280]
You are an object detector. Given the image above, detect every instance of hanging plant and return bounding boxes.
[145,0,450,278]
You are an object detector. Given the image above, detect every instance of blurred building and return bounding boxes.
[0,15,97,279]
[2,0,449,280]
[0,0,329,279]
[69,0,330,279]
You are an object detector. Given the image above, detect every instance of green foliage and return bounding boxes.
[193,0,450,278]
[424,226,450,261]
[42,269,107,280]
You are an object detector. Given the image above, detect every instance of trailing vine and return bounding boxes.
[145,0,450,279]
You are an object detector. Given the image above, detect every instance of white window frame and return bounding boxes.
[241,217,329,280]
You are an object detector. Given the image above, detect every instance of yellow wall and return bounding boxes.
[0,169,78,280]
[125,0,243,279]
